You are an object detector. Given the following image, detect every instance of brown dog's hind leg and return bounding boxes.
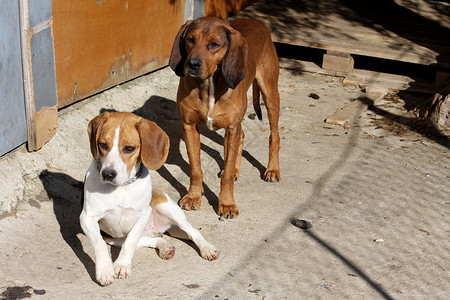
[252,79,263,120]
[257,63,281,183]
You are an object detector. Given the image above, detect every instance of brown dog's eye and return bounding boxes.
[208,42,221,49]
[99,142,108,151]
[187,37,195,45]
[123,145,136,154]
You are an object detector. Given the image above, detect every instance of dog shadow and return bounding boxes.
[38,170,97,283]
[131,96,267,212]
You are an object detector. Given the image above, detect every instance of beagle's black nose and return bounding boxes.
[102,169,117,181]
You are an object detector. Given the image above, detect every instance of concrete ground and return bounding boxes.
[0,65,449,299]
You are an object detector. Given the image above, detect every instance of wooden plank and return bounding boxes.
[52,0,185,108]
[325,99,370,126]
[19,0,37,150]
[279,58,435,93]
[236,0,450,67]
[20,0,59,151]
[325,87,388,126]
[322,50,354,72]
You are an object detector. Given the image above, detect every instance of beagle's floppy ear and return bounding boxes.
[136,119,170,170]
[87,112,109,159]
[169,20,193,77]
[222,26,248,89]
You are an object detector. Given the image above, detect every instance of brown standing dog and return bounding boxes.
[169,17,280,219]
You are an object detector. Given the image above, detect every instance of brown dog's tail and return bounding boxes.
[252,80,262,120]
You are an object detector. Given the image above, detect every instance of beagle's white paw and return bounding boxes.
[200,244,220,261]
[114,260,132,279]
[96,261,115,286]
[158,244,176,260]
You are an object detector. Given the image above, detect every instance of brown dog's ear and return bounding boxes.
[222,26,248,89]
[169,20,193,77]
[136,119,170,170]
[87,112,109,159]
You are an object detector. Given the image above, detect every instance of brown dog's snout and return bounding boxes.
[187,58,202,75]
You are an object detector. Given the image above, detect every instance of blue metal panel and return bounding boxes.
[0,1,27,156]
[29,0,52,28]
[31,28,58,112]
[185,0,205,21]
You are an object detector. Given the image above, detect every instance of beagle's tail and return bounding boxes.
[252,80,263,120]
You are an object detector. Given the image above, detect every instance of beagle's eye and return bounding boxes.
[208,42,221,49]
[99,142,108,151]
[123,145,136,154]
[186,37,195,45]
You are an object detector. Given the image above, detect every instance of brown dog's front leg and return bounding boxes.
[217,125,242,218]
[221,128,244,181]
[179,123,204,210]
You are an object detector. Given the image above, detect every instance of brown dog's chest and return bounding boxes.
[178,77,247,131]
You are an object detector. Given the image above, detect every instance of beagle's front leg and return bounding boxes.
[80,212,115,286]
[179,123,204,210]
[113,207,151,279]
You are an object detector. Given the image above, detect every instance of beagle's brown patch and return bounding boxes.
[150,189,169,209]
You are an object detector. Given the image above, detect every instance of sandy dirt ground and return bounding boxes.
[0,65,449,299]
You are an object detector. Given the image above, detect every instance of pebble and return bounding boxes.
[291,219,313,230]
[308,93,320,100]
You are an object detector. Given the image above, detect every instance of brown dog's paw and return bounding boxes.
[263,168,281,183]
[219,169,240,181]
[217,203,239,219]
[179,194,202,211]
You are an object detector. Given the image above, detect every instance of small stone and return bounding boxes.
[291,219,313,230]
[308,93,320,100]
[34,289,46,296]
[374,238,384,243]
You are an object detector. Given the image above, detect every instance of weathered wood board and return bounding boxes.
[236,0,450,68]
[325,87,388,126]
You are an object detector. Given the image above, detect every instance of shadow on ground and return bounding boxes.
[38,170,96,283]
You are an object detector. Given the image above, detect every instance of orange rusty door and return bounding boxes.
[52,0,184,108]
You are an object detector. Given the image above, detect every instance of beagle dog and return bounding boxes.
[80,112,219,286]
[169,17,281,219]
